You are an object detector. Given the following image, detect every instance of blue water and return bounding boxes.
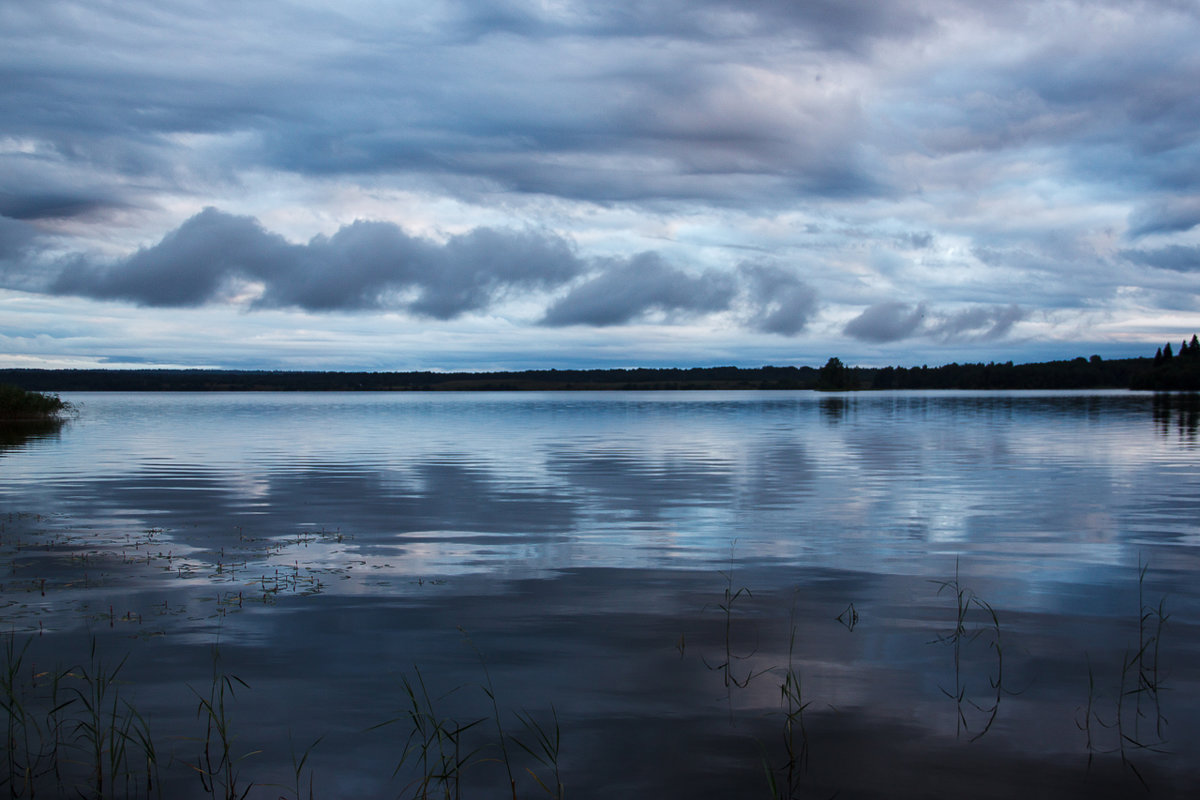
[2,391,1198,797]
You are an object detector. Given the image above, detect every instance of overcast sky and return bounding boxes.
[2,0,1198,371]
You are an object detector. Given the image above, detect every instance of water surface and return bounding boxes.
[2,391,1198,797]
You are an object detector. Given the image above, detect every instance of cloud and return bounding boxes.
[423,226,584,318]
[1127,197,1200,238]
[0,192,109,221]
[4,1,1200,368]
[447,0,934,51]
[0,215,40,261]
[1120,244,1200,273]
[844,301,927,342]
[540,252,735,326]
[49,208,585,316]
[739,263,819,336]
[926,304,1025,341]
[53,209,295,307]
[844,301,1026,343]
[0,214,53,291]
[898,232,933,249]
[0,0,893,210]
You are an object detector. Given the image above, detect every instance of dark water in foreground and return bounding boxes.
[2,390,1199,798]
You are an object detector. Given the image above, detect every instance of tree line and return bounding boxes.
[1,337,1196,392]
[1136,334,1200,391]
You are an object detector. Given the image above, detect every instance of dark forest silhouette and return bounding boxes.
[1,337,1196,392]
[1136,334,1200,391]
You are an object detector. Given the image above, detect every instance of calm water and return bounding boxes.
[2,390,1199,798]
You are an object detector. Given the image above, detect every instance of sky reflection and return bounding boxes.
[1,391,1198,797]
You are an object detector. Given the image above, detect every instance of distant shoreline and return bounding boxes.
[4,353,1193,392]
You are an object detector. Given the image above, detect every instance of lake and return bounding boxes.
[2,390,1198,798]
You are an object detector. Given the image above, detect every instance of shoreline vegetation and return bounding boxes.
[1,336,1196,393]
[0,384,71,422]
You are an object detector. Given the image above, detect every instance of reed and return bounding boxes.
[271,733,323,800]
[122,703,161,800]
[1,633,37,799]
[1134,558,1169,742]
[1078,558,1171,789]
[763,600,812,800]
[189,644,258,800]
[703,542,761,690]
[512,706,563,800]
[461,629,517,799]
[373,666,484,800]
[68,640,135,798]
[929,559,1004,741]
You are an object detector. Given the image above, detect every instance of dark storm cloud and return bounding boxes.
[844,302,928,343]
[1120,245,1200,273]
[739,263,819,336]
[50,208,585,316]
[540,252,735,326]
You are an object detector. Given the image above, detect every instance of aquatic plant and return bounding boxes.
[930,559,1005,741]
[189,644,258,800]
[1077,558,1171,789]
[461,629,517,798]
[1,633,41,798]
[69,642,132,798]
[371,633,570,800]
[512,706,563,800]
[374,666,484,800]
[703,542,762,690]
[1,634,164,799]
[835,602,859,632]
[271,733,323,800]
[763,599,813,800]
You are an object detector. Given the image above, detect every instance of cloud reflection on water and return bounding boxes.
[1,391,1198,797]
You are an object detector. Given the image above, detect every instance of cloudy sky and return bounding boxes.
[2,0,1198,371]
